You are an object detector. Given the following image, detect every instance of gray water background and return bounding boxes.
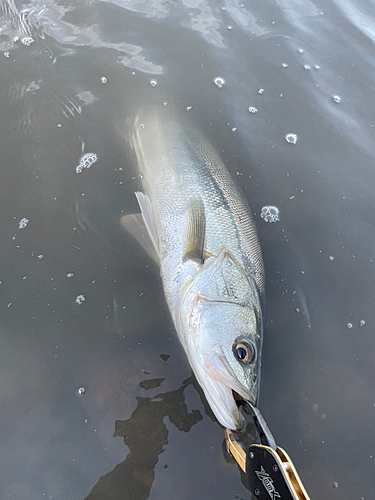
[1,0,375,499]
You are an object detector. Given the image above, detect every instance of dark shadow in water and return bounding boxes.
[185,374,258,494]
[85,377,202,500]
[222,420,259,494]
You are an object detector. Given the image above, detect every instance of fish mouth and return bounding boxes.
[232,390,244,403]
[196,372,244,430]
[193,349,257,430]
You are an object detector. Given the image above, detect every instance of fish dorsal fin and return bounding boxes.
[120,191,160,264]
[120,212,159,264]
[183,196,206,264]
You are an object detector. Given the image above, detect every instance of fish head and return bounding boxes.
[179,289,262,430]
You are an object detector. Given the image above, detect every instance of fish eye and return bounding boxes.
[233,339,256,364]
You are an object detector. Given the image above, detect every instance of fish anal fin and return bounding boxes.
[120,210,159,264]
[183,197,206,264]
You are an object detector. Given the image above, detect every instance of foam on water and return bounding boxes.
[21,37,34,46]
[285,133,298,145]
[261,206,279,223]
[214,77,225,88]
[75,294,85,305]
[76,153,98,174]
[19,218,29,229]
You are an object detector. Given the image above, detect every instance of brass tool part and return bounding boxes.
[225,428,246,472]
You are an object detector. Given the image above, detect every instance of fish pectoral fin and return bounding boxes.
[134,191,160,256]
[120,213,160,264]
[183,196,206,264]
[120,196,160,264]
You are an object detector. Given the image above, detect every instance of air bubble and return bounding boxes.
[21,37,34,46]
[285,134,297,145]
[328,256,334,261]
[214,77,225,88]
[76,294,85,305]
[248,106,258,113]
[150,79,157,87]
[261,206,279,223]
[347,323,353,329]
[227,26,232,30]
[76,153,97,174]
[101,76,107,84]
[19,218,29,229]
[78,387,86,395]
[333,95,341,103]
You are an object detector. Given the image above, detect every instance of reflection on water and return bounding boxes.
[86,377,202,500]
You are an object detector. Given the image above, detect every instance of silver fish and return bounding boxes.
[121,106,265,430]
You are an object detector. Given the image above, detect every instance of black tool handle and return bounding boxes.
[246,444,310,500]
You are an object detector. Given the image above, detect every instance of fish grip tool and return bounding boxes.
[225,401,311,500]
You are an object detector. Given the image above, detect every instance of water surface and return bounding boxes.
[1,0,375,499]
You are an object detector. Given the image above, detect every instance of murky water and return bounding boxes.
[1,0,375,499]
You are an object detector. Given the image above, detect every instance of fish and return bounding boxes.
[121,106,265,430]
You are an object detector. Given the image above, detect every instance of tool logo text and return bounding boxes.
[255,465,281,500]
